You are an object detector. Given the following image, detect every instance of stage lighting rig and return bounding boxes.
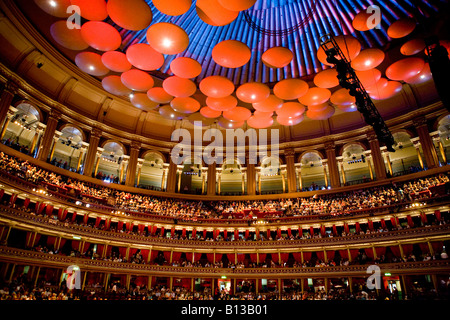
[320,34,395,152]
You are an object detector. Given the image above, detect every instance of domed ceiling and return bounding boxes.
[3,0,449,141]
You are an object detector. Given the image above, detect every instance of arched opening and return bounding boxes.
[220,158,244,195]
[179,157,203,194]
[259,155,283,194]
[51,126,84,171]
[298,152,325,191]
[96,141,125,183]
[1,102,42,156]
[138,151,166,190]
[390,131,422,175]
[341,143,370,184]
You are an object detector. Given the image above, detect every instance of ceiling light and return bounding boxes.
[170,114,174,118]
[162,38,173,48]
[49,0,57,7]
[129,92,134,99]
[89,65,95,71]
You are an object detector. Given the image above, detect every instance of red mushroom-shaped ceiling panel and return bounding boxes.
[276,114,304,126]
[273,79,309,100]
[101,51,132,73]
[365,77,389,93]
[153,0,192,16]
[307,103,328,112]
[306,105,335,120]
[34,0,71,18]
[70,0,108,21]
[159,105,185,120]
[330,88,356,106]
[212,40,252,68]
[74,52,109,76]
[387,17,416,39]
[170,57,202,79]
[223,107,252,122]
[261,47,294,68]
[146,22,189,55]
[236,83,270,103]
[121,69,154,92]
[206,95,238,111]
[351,48,385,71]
[199,76,235,98]
[126,43,164,71]
[247,115,274,129]
[81,21,122,51]
[217,0,256,11]
[317,35,361,66]
[313,68,339,88]
[170,97,201,114]
[405,63,432,84]
[276,102,306,118]
[50,21,89,51]
[400,39,426,56]
[163,76,197,97]
[200,106,222,118]
[252,95,284,112]
[355,68,381,88]
[337,104,358,112]
[352,10,380,32]
[147,87,174,104]
[196,0,239,27]
[218,117,245,129]
[130,93,159,111]
[254,110,274,118]
[385,57,424,81]
[298,87,331,106]
[369,81,403,100]
[102,75,132,96]
[188,113,216,126]
[107,0,152,31]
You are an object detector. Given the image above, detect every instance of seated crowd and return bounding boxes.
[1,151,449,222]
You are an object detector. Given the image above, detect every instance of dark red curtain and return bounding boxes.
[420,212,428,223]
[316,251,325,261]
[344,223,350,233]
[182,228,186,238]
[203,229,207,239]
[223,229,227,240]
[380,219,386,229]
[105,218,111,231]
[172,251,182,262]
[138,224,144,234]
[339,250,348,260]
[375,247,386,257]
[126,222,132,231]
[171,227,175,237]
[234,229,239,239]
[390,246,401,258]
[82,242,90,253]
[150,250,159,262]
[327,251,335,261]
[58,238,66,250]
[117,221,124,231]
[406,215,414,227]
[435,210,441,221]
[118,247,127,258]
[237,253,245,262]
[215,253,222,263]
[163,251,171,262]
[280,253,289,262]
[97,244,104,256]
[45,204,54,216]
[431,241,444,253]
[141,249,149,261]
[259,253,266,262]
[160,226,165,236]
[206,253,214,263]
[23,198,30,209]
[355,222,360,234]
[71,211,77,222]
[368,220,374,231]
[419,243,430,254]
[34,201,40,214]
[277,228,281,238]
[192,228,197,238]
[9,193,17,205]
[287,228,291,237]
[364,248,374,260]
[71,240,79,251]
[271,253,279,263]
[194,253,202,262]
[129,248,138,257]
[292,252,302,262]
[309,227,314,236]
[82,214,88,225]
[303,252,312,262]
[298,227,302,237]
[402,244,414,256]
[349,249,359,260]
[390,217,397,227]
[245,230,249,239]
[0,189,4,201]
[47,236,56,247]
[37,203,45,215]
[266,229,270,239]
[95,217,102,228]
[332,225,337,236]
[255,229,260,239]
[250,253,257,262]
[227,253,235,263]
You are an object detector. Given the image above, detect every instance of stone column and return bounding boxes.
[217,171,221,195]
[413,118,439,169]
[206,164,217,195]
[0,114,11,141]
[431,132,447,165]
[166,160,178,193]
[325,142,340,188]
[322,160,329,188]
[48,135,60,162]
[285,149,297,192]
[339,159,346,185]
[201,169,206,194]
[93,151,102,176]
[368,133,387,180]
[83,128,102,176]
[37,110,61,161]
[246,159,256,196]
[125,141,141,186]
[76,147,86,173]
[384,151,393,176]
[159,167,165,190]
[29,128,42,157]
[297,167,302,191]
[0,82,18,129]
[119,159,128,184]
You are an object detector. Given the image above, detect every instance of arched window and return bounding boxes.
[51,126,84,171]
[298,152,325,191]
